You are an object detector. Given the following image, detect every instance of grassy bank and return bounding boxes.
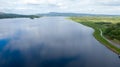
[70,17,120,54]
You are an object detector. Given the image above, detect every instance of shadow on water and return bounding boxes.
[0,38,24,67]
[0,38,10,51]
[41,56,79,67]
[0,50,25,67]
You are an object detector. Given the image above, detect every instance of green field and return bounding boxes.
[71,16,120,23]
[70,16,120,54]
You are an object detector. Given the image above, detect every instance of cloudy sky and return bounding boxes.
[0,0,120,15]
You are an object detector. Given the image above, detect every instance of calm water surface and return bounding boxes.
[0,17,120,67]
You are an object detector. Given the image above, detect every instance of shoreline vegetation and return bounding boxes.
[70,16,120,54]
[0,13,40,19]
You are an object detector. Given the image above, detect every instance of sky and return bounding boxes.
[0,0,120,15]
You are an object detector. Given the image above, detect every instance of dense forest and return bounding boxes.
[104,23,120,41]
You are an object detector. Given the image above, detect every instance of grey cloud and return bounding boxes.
[96,0,120,6]
[27,3,59,8]
[101,3,120,6]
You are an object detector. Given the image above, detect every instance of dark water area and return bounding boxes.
[0,17,120,67]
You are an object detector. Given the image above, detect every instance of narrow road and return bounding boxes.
[99,29,120,48]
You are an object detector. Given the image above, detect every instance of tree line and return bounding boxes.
[104,23,120,41]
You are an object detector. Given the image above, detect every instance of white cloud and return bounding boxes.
[0,0,120,14]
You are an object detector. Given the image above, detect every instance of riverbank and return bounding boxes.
[70,17,120,54]
[99,29,120,48]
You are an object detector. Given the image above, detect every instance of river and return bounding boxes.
[0,17,120,67]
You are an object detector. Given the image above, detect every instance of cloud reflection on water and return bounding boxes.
[0,17,119,67]
[0,17,92,67]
